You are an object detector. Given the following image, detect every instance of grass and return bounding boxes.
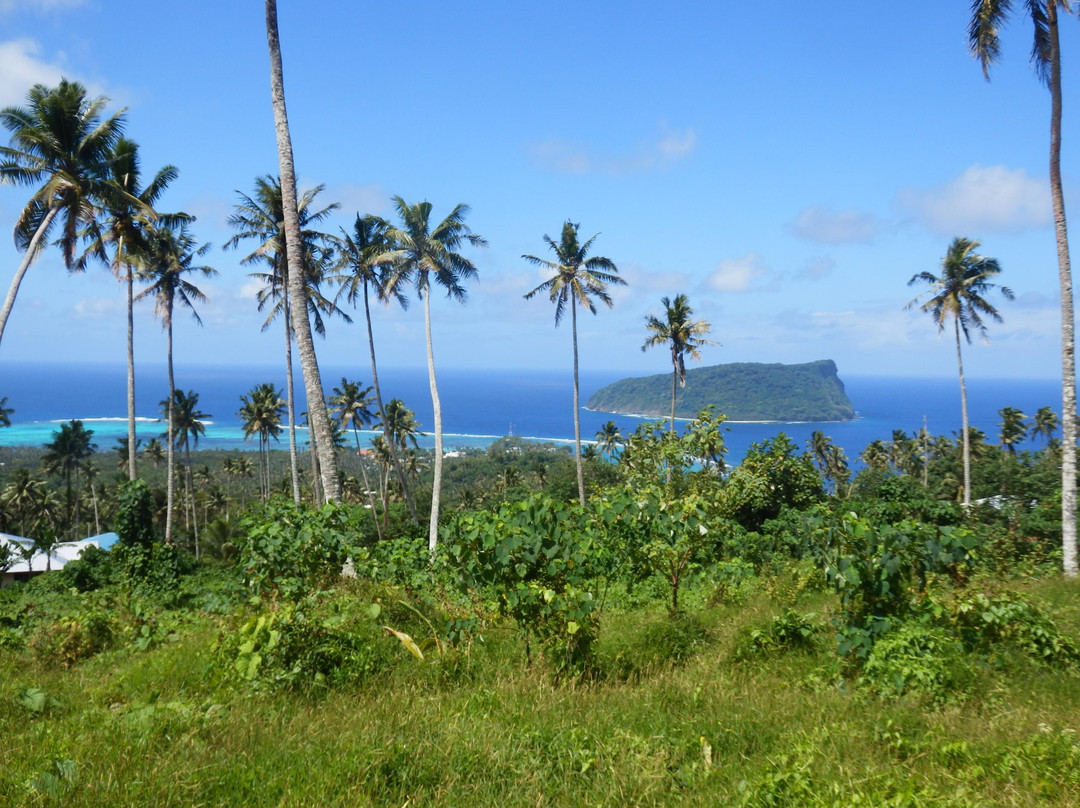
[2,574,1079,807]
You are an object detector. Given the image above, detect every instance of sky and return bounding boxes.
[0,0,1077,382]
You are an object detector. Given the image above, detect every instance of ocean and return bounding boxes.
[0,359,1067,464]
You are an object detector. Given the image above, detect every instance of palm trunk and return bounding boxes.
[165,308,176,544]
[424,291,444,553]
[264,0,340,502]
[571,297,585,507]
[955,318,971,507]
[670,365,678,433]
[354,428,383,541]
[186,442,199,559]
[365,280,418,524]
[123,244,137,481]
[283,287,301,504]
[0,206,59,350]
[1048,4,1078,578]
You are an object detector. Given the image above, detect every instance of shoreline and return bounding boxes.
[583,406,857,426]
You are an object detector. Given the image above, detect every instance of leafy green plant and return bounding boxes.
[859,622,970,703]
[733,609,820,660]
[951,591,1079,667]
[444,493,598,676]
[236,499,357,600]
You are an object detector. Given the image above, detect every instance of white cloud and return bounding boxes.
[528,122,698,176]
[797,256,836,280]
[0,0,86,12]
[896,164,1051,236]
[0,39,63,106]
[72,296,122,320]
[708,253,769,293]
[316,181,390,218]
[791,205,881,244]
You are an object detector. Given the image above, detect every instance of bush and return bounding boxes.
[951,591,1079,667]
[733,609,820,660]
[859,622,970,703]
[236,499,359,600]
[114,479,156,548]
[601,613,710,681]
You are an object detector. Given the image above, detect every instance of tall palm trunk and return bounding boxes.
[364,280,418,523]
[669,361,678,433]
[282,289,301,504]
[0,205,59,349]
[264,0,340,502]
[424,291,444,552]
[121,240,137,481]
[165,305,176,543]
[1048,3,1077,577]
[955,318,971,507]
[571,297,585,507]
[186,441,198,559]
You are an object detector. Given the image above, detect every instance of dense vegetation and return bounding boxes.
[1,406,1078,806]
[587,360,856,422]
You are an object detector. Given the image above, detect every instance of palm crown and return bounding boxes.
[523,220,625,323]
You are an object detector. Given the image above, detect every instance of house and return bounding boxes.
[0,531,119,587]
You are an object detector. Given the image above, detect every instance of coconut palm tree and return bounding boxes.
[225,176,343,504]
[970,0,1077,578]
[1032,405,1059,446]
[998,406,1028,454]
[906,237,1013,507]
[859,439,890,473]
[144,437,165,468]
[0,396,12,429]
[134,219,216,543]
[164,389,208,555]
[79,138,180,481]
[0,80,127,349]
[2,468,46,536]
[524,221,625,506]
[336,212,419,524]
[594,421,624,459]
[383,198,487,553]
[238,383,285,500]
[641,294,717,433]
[264,0,341,504]
[41,419,96,538]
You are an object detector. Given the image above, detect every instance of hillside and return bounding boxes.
[586,359,855,422]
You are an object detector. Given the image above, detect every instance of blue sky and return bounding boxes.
[0,0,1077,381]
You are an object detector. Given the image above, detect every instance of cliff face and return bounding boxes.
[586,360,855,422]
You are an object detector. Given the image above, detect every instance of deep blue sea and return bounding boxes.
[0,359,1067,465]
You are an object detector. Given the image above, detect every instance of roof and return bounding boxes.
[1,532,117,575]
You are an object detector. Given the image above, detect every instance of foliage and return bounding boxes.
[950,591,1080,667]
[859,623,970,703]
[721,434,823,531]
[443,493,598,675]
[733,609,820,660]
[114,478,156,548]
[600,613,711,681]
[806,509,978,658]
[236,498,358,600]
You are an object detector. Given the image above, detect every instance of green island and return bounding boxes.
[587,359,856,422]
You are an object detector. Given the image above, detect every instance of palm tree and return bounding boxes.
[336,212,419,524]
[998,406,1028,454]
[41,419,96,538]
[594,421,624,459]
[238,383,285,500]
[524,221,625,506]
[2,468,46,536]
[0,80,127,349]
[164,389,208,555]
[144,437,165,468]
[134,219,216,543]
[383,198,487,553]
[641,294,717,433]
[225,176,343,504]
[906,237,1013,507]
[858,439,890,473]
[970,0,1077,578]
[264,0,341,504]
[79,137,179,480]
[0,396,12,429]
[328,377,382,538]
[1032,405,1059,446]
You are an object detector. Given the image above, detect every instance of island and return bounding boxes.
[586,359,856,422]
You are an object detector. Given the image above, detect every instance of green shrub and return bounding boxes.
[29,606,115,667]
[733,609,820,660]
[236,499,358,600]
[951,591,1079,667]
[601,613,710,681]
[859,622,970,703]
[114,479,156,548]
